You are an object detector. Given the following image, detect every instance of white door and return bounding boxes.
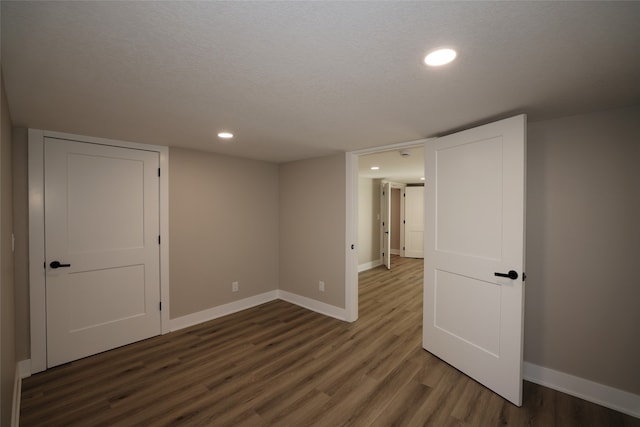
[45,138,161,367]
[423,115,526,406]
[404,186,424,258]
[382,182,391,269]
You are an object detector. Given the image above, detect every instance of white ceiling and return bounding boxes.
[2,1,639,163]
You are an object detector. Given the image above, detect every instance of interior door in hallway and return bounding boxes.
[404,186,424,258]
[45,137,161,367]
[423,115,526,406]
[382,181,391,269]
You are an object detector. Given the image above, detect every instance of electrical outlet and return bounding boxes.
[232,281,239,292]
[319,281,325,292]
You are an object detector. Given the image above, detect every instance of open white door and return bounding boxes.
[382,182,391,269]
[423,115,526,406]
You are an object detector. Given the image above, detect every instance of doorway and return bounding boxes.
[345,115,527,406]
[356,145,425,272]
[381,181,406,269]
[346,142,426,323]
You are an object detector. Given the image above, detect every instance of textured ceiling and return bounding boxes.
[2,1,639,163]
[359,146,424,184]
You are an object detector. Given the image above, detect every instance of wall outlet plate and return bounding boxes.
[232,281,239,292]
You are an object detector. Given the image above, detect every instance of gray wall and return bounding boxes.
[357,177,381,266]
[7,102,640,399]
[169,147,279,318]
[12,128,28,361]
[279,153,346,308]
[1,73,16,427]
[525,105,640,394]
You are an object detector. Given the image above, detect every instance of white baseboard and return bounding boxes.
[523,362,640,419]
[170,291,278,331]
[18,359,31,379]
[11,365,21,427]
[358,259,382,272]
[170,289,348,331]
[277,290,347,321]
[12,360,31,427]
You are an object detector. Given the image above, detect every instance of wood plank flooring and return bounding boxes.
[21,256,640,426]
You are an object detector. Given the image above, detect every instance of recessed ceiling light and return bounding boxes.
[370,166,380,171]
[424,48,457,67]
[217,132,234,139]
[420,177,425,181]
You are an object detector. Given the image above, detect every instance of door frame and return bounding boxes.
[345,138,432,322]
[28,129,171,374]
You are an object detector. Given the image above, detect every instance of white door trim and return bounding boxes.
[345,152,358,322]
[28,129,170,374]
[345,138,432,323]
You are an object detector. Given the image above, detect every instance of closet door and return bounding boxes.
[45,137,161,367]
[404,186,424,258]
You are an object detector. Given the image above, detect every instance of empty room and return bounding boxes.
[1,2,639,426]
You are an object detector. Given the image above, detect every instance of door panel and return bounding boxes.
[404,186,424,258]
[66,153,145,252]
[423,115,526,406]
[434,270,501,356]
[45,138,161,367]
[435,137,502,259]
[66,264,146,332]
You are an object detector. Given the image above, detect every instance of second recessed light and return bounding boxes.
[218,132,234,139]
[424,48,457,66]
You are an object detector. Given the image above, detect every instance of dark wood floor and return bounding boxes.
[21,256,639,426]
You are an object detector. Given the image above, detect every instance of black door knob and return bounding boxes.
[494,270,518,280]
[50,261,71,269]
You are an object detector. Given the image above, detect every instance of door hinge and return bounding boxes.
[403,220,405,224]
[523,273,527,281]
[158,168,161,177]
[159,301,162,311]
[158,235,161,245]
